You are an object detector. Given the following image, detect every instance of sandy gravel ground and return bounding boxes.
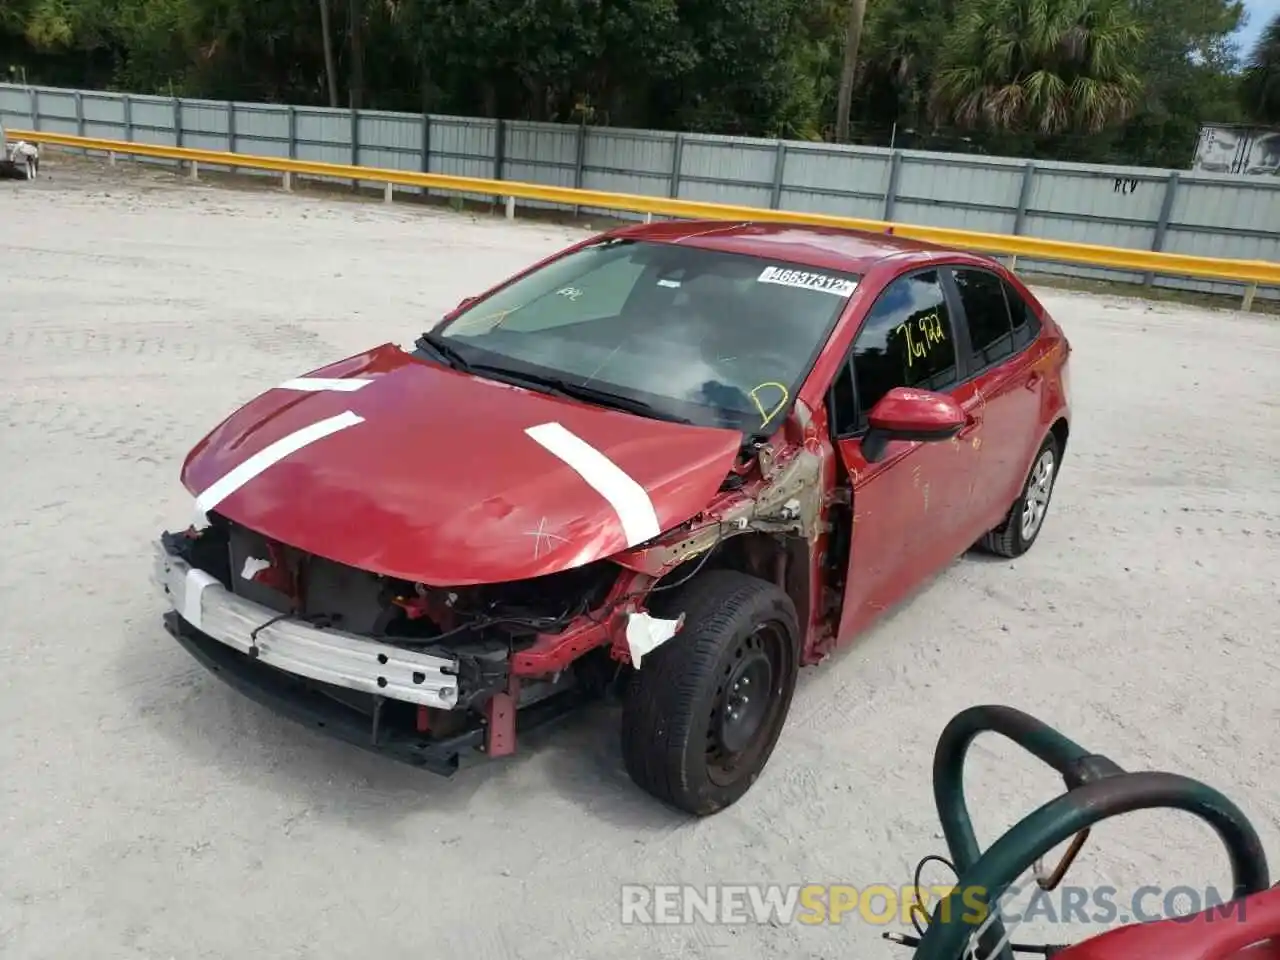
[2,156,1278,960]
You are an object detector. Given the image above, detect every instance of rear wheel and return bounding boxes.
[979,434,1059,558]
[620,570,799,816]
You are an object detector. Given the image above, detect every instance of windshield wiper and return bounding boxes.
[467,364,693,424]
[415,331,472,371]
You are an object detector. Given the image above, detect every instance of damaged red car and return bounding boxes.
[154,219,1071,816]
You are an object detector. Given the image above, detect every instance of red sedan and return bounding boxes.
[153,219,1071,815]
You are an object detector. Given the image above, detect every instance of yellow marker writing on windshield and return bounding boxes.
[750,382,790,428]
[450,302,527,335]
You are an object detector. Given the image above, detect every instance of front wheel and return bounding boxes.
[979,434,1060,558]
[620,570,800,816]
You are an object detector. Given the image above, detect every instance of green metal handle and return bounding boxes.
[915,706,1269,960]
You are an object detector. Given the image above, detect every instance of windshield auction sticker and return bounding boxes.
[757,266,857,297]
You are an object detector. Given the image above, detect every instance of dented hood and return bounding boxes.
[180,343,743,586]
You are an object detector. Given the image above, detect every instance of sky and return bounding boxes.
[1238,0,1279,55]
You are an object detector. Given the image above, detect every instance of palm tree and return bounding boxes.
[929,0,1144,136]
[834,0,868,142]
[1240,13,1280,125]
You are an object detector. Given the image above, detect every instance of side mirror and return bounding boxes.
[862,387,966,463]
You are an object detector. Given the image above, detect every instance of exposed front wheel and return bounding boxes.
[620,570,800,816]
[979,434,1059,558]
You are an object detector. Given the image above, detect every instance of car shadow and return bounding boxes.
[114,626,494,829]
[525,697,697,833]
[118,621,691,833]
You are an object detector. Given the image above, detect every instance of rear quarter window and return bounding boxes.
[1003,280,1042,350]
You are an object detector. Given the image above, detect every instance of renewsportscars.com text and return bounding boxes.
[619,883,1245,927]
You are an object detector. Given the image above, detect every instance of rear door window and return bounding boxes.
[1003,280,1042,351]
[952,268,1015,370]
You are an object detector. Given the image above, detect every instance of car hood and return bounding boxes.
[180,343,743,586]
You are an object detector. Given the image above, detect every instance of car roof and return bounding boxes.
[606,219,966,275]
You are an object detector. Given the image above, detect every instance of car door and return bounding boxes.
[828,268,980,642]
[943,266,1048,536]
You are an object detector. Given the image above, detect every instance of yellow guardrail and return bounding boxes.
[13,128,1279,300]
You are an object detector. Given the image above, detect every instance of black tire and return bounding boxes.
[621,569,800,816]
[979,433,1060,558]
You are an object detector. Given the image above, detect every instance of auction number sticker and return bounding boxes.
[757,266,857,298]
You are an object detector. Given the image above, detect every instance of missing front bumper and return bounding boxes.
[152,536,460,709]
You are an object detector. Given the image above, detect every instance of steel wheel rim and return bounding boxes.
[1020,449,1056,541]
[706,621,790,787]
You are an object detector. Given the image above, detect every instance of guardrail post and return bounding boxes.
[124,94,133,143]
[74,91,84,138]
[882,150,902,220]
[227,101,236,154]
[770,141,788,209]
[1242,282,1258,312]
[505,195,516,220]
[189,159,199,181]
[1145,171,1180,288]
[174,98,183,149]
[669,133,685,199]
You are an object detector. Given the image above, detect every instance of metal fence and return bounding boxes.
[4,83,1277,301]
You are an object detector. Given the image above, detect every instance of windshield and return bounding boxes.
[431,238,860,435]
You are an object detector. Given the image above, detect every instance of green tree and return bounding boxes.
[929,0,1144,138]
[1240,13,1280,124]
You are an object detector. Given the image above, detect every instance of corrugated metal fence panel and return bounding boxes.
[32,87,78,134]
[122,94,180,168]
[3,82,1274,299]
[503,120,578,212]
[576,127,674,221]
[0,85,30,123]
[582,127,673,192]
[233,103,290,158]
[1159,174,1280,299]
[125,95,173,144]
[678,133,776,209]
[895,154,1024,233]
[356,111,421,171]
[778,143,891,220]
[291,107,355,183]
[1014,162,1163,286]
[428,115,498,204]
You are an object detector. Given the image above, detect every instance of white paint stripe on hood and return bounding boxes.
[192,410,365,527]
[277,377,373,392]
[525,421,661,547]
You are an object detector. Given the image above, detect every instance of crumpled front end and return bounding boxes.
[153,512,640,773]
